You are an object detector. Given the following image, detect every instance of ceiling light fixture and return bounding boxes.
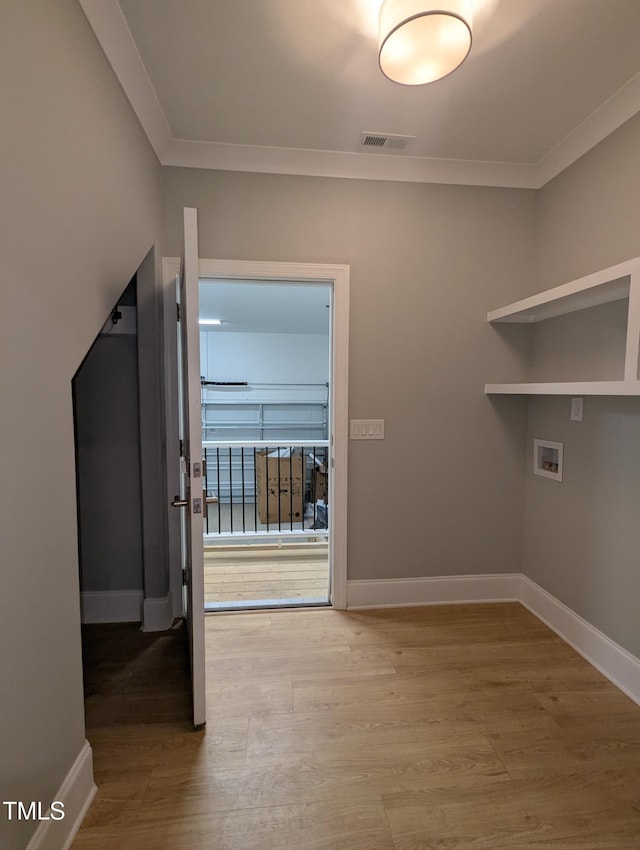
[378,0,472,85]
[199,319,223,326]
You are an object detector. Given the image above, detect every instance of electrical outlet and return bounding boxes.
[570,397,584,421]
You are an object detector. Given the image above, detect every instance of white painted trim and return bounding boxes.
[194,258,350,611]
[197,257,349,286]
[80,590,143,624]
[142,592,174,632]
[521,576,640,707]
[74,5,640,189]
[179,208,208,730]
[347,573,640,707]
[347,574,521,609]
[162,258,185,620]
[487,256,640,323]
[624,272,640,382]
[165,139,539,189]
[537,72,640,187]
[77,0,172,161]
[485,380,640,396]
[26,741,96,850]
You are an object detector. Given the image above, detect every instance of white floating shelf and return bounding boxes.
[486,257,640,396]
[488,258,640,324]
[485,381,640,396]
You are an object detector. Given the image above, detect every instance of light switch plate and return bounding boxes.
[350,419,384,440]
[570,397,584,421]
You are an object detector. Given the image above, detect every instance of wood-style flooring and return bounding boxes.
[204,543,329,607]
[73,603,640,849]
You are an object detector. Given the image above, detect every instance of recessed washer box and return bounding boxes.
[533,439,563,481]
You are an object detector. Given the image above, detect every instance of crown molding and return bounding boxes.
[80,1,640,190]
[78,0,173,162]
[164,139,539,188]
[536,72,640,187]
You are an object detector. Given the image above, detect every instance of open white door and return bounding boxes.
[172,207,206,728]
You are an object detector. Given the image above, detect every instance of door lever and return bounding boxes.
[171,495,217,507]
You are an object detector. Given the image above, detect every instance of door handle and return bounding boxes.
[171,495,218,507]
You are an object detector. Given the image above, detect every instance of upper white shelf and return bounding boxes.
[485,381,640,396]
[486,257,640,396]
[488,257,640,324]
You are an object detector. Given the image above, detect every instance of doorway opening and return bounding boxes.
[199,279,331,611]
[73,276,166,735]
[73,276,144,625]
[164,255,349,618]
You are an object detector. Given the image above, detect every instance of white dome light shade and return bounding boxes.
[379,0,472,85]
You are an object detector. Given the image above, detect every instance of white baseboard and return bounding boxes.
[80,589,143,624]
[347,573,521,609]
[142,592,174,632]
[520,576,640,707]
[347,572,640,707]
[26,740,96,850]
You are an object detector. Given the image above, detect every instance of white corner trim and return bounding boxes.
[536,72,640,187]
[164,138,540,189]
[142,592,174,632]
[520,576,640,706]
[77,0,172,161]
[80,590,143,624]
[26,741,96,850]
[347,573,522,609]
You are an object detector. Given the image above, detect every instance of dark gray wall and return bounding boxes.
[523,113,640,656]
[75,333,144,596]
[0,0,163,846]
[137,248,171,601]
[163,168,537,583]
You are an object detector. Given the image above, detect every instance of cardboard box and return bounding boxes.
[311,459,328,502]
[255,449,305,524]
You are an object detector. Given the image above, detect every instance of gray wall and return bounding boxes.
[4,5,639,847]
[163,169,537,582]
[137,249,171,601]
[523,113,640,656]
[74,333,144,595]
[0,0,163,847]
[75,263,169,614]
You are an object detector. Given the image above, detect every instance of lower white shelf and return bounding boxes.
[485,380,640,396]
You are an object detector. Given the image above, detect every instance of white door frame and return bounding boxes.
[178,208,206,727]
[163,258,349,611]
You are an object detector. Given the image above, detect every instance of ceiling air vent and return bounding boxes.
[359,132,415,152]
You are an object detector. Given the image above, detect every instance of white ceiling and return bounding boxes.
[80,0,640,187]
[199,280,331,335]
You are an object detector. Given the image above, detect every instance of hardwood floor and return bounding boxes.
[73,603,640,849]
[204,543,329,607]
[80,621,192,729]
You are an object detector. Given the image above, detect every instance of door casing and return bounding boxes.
[163,257,350,612]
